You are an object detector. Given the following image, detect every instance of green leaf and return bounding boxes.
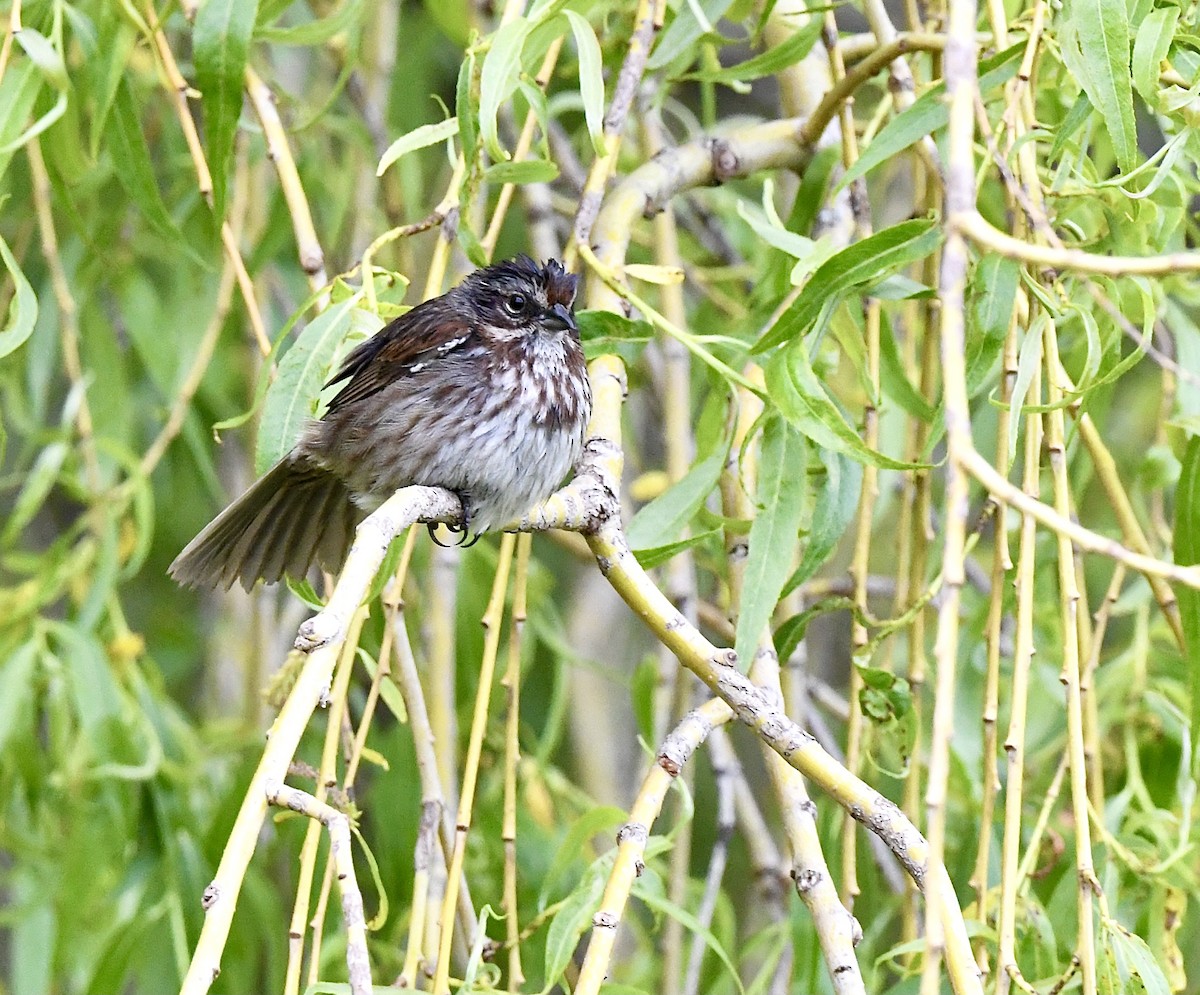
[1175,434,1200,749]
[782,447,862,597]
[966,255,1020,396]
[1049,91,1094,163]
[564,10,607,157]
[544,856,611,985]
[683,16,822,83]
[577,310,654,343]
[774,597,858,660]
[88,19,137,157]
[631,881,747,995]
[1,442,68,545]
[0,642,38,753]
[736,418,808,669]
[1132,6,1178,109]
[765,340,930,470]
[1059,0,1137,171]
[194,0,259,220]
[839,43,1024,190]
[1007,314,1046,462]
[479,16,533,162]
[627,443,729,549]
[256,296,360,474]
[0,231,37,360]
[648,0,735,70]
[455,51,479,165]
[633,528,722,569]
[753,218,942,352]
[377,117,459,176]
[0,62,43,180]
[538,806,627,912]
[256,0,365,44]
[1101,919,1172,995]
[15,28,67,90]
[109,80,191,246]
[879,311,935,421]
[482,156,558,184]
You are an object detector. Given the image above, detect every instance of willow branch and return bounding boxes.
[244,65,328,295]
[179,487,462,995]
[958,209,1200,275]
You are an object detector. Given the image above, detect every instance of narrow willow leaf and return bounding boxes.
[839,43,1024,189]
[15,28,67,90]
[633,528,722,569]
[543,856,610,986]
[256,296,359,474]
[1102,920,1173,995]
[736,198,821,260]
[966,255,1019,396]
[1007,314,1046,461]
[784,447,862,597]
[482,156,558,184]
[89,18,137,157]
[627,442,729,549]
[0,63,42,179]
[563,10,606,156]
[1132,7,1179,109]
[0,232,37,360]
[683,15,822,83]
[774,597,858,661]
[109,80,190,245]
[736,418,807,669]
[377,117,459,176]
[457,215,488,267]
[754,218,942,352]
[0,64,67,156]
[879,312,935,421]
[479,17,532,161]
[2,442,68,545]
[576,309,654,343]
[456,51,479,165]
[631,881,747,995]
[194,0,259,220]
[1060,0,1137,170]
[255,0,366,44]
[1048,91,1093,162]
[537,806,626,912]
[766,343,928,469]
[1175,435,1200,746]
[0,642,38,752]
[648,0,735,69]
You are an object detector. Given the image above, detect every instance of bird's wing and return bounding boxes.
[323,303,474,414]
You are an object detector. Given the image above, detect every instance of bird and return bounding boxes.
[169,255,592,590]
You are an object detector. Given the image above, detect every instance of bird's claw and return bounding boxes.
[427,496,479,548]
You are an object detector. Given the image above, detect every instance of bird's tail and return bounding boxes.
[169,456,361,590]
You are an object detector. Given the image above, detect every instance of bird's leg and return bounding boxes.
[426,493,477,547]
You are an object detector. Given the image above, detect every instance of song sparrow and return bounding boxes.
[170,256,592,590]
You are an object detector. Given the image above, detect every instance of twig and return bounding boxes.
[575,698,735,995]
[27,137,102,490]
[569,0,660,256]
[266,782,371,995]
[140,1,270,355]
[178,487,462,995]
[501,533,532,991]
[244,66,328,296]
[431,533,516,995]
[922,0,978,984]
[958,209,1200,276]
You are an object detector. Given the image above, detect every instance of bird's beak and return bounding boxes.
[541,302,577,334]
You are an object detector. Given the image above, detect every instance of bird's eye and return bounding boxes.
[506,293,527,315]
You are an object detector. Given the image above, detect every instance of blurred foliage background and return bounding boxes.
[1,0,1199,993]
